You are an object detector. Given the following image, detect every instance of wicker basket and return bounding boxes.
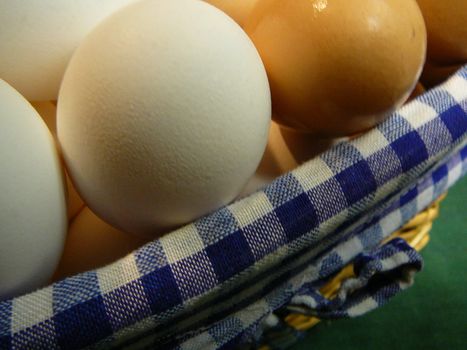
[254,195,446,350]
[0,65,465,350]
[283,194,444,334]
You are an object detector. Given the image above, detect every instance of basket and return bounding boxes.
[0,67,466,350]
[259,195,444,349]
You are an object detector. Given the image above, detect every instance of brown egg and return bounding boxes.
[52,207,150,281]
[421,61,464,88]
[204,0,258,27]
[245,0,427,136]
[416,0,467,65]
[31,101,84,220]
[239,121,338,196]
[350,81,425,140]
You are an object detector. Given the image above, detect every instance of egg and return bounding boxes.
[30,101,84,220]
[0,0,138,101]
[52,208,150,281]
[204,0,258,26]
[0,80,67,300]
[416,0,467,64]
[58,0,271,236]
[244,0,427,136]
[240,121,338,196]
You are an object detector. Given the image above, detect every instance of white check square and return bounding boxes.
[98,254,141,294]
[11,286,54,332]
[399,100,438,129]
[447,162,463,187]
[229,192,274,228]
[352,129,390,158]
[444,75,467,102]
[294,157,335,191]
[160,224,205,264]
[380,209,402,235]
[417,185,434,211]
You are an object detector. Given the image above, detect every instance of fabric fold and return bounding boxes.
[287,238,423,319]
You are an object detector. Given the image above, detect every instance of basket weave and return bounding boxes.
[277,194,445,336]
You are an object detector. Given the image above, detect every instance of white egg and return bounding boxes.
[0,0,138,101]
[30,101,84,220]
[52,207,150,281]
[0,80,67,300]
[58,0,271,236]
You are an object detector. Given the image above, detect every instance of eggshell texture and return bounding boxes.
[205,0,258,26]
[240,121,338,196]
[245,0,427,136]
[0,0,138,101]
[52,208,150,281]
[416,0,467,64]
[0,80,67,300]
[30,101,85,220]
[58,0,271,236]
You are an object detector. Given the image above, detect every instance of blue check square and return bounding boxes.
[275,193,319,242]
[206,230,255,283]
[335,161,377,205]
[12,320,57,349]
[432,164,448,184]
[440,105,467,142]
[390,131,429,172]
[461,145,467,161]
[0,335,11,349]
[400,187,418,206]
[140,266,182,314]
[54,296,112,350]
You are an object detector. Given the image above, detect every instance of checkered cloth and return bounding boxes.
[1,66,466,350]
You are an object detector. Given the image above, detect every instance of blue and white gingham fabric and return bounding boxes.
[1,66,466,350]
[286,237,424,319]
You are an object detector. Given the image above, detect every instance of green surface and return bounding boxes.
[290,177,467,350]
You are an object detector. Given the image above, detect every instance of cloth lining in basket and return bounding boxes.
[0,67,466,350]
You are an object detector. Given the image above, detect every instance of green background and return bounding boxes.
[291,177,467,350]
